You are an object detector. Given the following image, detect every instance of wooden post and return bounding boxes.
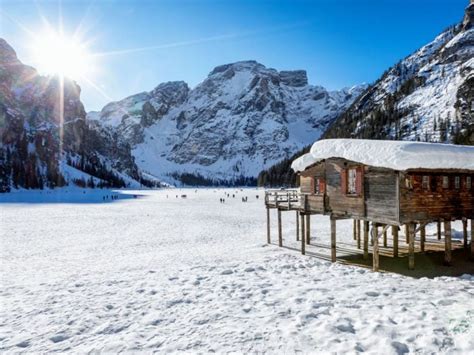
[353,219,357,240]
[462,218,468,250]
[471,219,474,259]
[372,223,379,272]
[405,224,409,244]
[296,211,299,241]
[356,219,361,249]
[305,214,311,245]
[408,223,415,270]
[392,225,399,257]
[420,225,426,253]
[383,227,387,247]
[363,221,369,260]
[330,218,336,262]
[277,209,282,247]
[300,213,305,255]
[444,220,452,266]
[266,207,271,244]
[437,220,441,240]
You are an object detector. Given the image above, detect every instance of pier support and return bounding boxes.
[305,214,311,245]
[405,224,409,244]
[330,218,336,262]
[356,220,361,249]
[296,211,299,241]
[420,225,426,253]
[353,220,357,241]
[437,220,441,240]
[471,219,474,259]
[372,223,379,272]
[300,213,305,255]
[383,227,387,247]
[266,207,270,244]
[408,223,415,270]
[444,220,452,266]
[392,225,398,257]
[462,218,468,250]
[363,221,369,260]
[277,209,282,247]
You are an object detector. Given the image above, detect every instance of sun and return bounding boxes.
[30,29,92,79]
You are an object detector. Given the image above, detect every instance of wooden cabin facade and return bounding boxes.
[264,139,474,272]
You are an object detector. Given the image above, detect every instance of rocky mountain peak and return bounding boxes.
[463,0,474,30]
[279,70,308,87]
[0,38,19,65]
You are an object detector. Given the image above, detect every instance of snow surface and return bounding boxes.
[1,189,473,353]
[292,139,474,172]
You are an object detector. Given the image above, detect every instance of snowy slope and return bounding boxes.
[1,189,473,352]
[89,61,366,184]
[323,3,474,144]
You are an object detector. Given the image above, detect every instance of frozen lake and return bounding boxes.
[1,188,473,353]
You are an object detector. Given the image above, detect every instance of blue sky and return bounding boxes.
[0,0,468,111]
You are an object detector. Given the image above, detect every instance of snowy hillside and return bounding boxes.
[323,2,474,144]
[89,61,366,184]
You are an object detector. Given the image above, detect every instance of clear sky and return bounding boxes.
[0,0,469,111]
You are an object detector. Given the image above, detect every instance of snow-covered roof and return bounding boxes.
[291,139,474,172]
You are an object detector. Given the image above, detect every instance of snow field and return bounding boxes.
[0,189,473,353]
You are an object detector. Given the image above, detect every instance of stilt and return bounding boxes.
[383,227,387,247]
[405,224,409,244]
[392,225,399,257]
[277,209,282,247]
[300,213,305,255]
[330,218,336,262]
[356,219,361,249]
[266,207,270,244]
[408,223,415,270]
[437,220,441,240]
[296,211,299,241]
[305,214,311,245]
[462,218,468,250]
[372,223,379,272]
[353,220,357,240]
[471,219,474,259]
[363,221,369,260]
[420,225,426,253]
[444,220,452,266]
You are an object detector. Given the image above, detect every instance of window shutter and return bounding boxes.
[355,167,363,196]
[341,169,347,194]
[310,177,315,194]
[319,179,326,194]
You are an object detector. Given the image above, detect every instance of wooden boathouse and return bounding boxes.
[264,139,474,271]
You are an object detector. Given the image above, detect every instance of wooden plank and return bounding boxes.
[408,223,415,270]
[363,221,369,260]
[372,223,379,272]
[306,214,311,245]
[300,214,305,255]
[278,209,282,247]
[392,225,399,257]
[463,218,468,250]
[420,225,426,253]
[444,220,452,266]
[266,207,270,244]
[331,218,336,262]
[296,211,299,241]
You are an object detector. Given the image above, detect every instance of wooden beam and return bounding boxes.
[363,221,369,260]
[420,225,426,253]
[266,207,271,244]
[408,223,415,270]
[296,211,299,241]
[372,223,379,272]
[278,209,282,247]
[405,224,409,244]
[462,218,468,250]
[392,225,398,257]
[471,219,474,259]
[353,219,357,240]
[437,220,441,240]
[305,214,311,245]
[444,220,452,266]
[330,218,336,262]
[383,227,387,248]
[356,219,361,249]
[300,213,305,255]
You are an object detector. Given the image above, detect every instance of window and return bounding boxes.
[314,178,325,195]
[442,176,449,189]
[454,176,460,189]
[405,176,414,189]
[422,176,430,190]
[467,176,472,190]
[347,168,357,194]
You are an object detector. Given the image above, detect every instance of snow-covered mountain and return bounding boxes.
[89,61,366,184]
[0,38,157,191]
[323,2,474,144]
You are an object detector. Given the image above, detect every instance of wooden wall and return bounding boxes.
[399,171,474,222]
[364,167,399,224]
[300,163,325,213]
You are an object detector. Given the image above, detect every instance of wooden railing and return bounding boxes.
[264,189,300,209]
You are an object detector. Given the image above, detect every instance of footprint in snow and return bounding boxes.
[16,340,30,348]
[391,341,409,354]
[244,267,255,272]
[50,334,69,343]
[365,291,380,297]
[221,270,233,275]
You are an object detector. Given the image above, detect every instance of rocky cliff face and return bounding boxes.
[0,38,149,191]
[323,3,474,145]
[90,60,366,184]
